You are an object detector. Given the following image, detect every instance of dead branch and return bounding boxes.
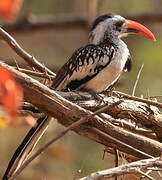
[0,27,55,76]
[9,100,124,180]
[0,61,162,160]
[58,91,162,141]
[9,97,158,179]
[78,157,162,180]
[1,12,162,33]
[103,117,157,140]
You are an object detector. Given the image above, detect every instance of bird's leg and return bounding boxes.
[103,87,122,99]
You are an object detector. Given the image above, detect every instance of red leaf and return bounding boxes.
[0,66,23,126]
[0,0,24,21]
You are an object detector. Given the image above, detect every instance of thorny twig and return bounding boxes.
[132,64,144,96]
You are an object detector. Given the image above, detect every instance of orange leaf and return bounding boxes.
[0,0,24,21]
[0,66,23,126]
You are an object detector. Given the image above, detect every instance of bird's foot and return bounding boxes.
[102,88,122,99]
[102,86,115,97]
[80,88,105,104]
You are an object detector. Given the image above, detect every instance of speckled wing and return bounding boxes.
[52,44,115,91]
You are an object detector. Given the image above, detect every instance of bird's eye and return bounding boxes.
[115,21,124,31]
[115,21,124,27]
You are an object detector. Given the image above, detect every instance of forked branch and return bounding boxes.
[0,61,162,160]
[78,157,162,180]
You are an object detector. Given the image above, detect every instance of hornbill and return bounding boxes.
[3,14,155,180]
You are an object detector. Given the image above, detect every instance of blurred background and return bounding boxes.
[0,0,162,179]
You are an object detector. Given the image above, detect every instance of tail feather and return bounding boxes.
[3,116,51,180]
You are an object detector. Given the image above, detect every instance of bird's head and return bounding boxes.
[89,14,156,44]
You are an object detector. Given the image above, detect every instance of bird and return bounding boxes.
[3,14,155,180]
[51,14,155,92]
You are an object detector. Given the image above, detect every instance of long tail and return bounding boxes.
[3,116,51,180]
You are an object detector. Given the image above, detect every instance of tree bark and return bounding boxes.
[0,61,162,160]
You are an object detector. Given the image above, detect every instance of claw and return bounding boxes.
[80,88,105,105]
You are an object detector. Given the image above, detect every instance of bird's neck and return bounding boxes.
[89,31,122,47]
[101,36,120,47]
[105,32,121,44]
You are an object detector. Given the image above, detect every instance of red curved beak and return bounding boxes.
[126,19,156,41]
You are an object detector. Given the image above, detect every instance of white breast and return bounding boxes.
[84,41,129,92]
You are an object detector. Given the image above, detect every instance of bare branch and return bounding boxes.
[9,100,123,180]
[78,157,162,180]
[106,118,157,140]
[0,27,55,76]
[0,61,162,159]
[91,127,153,158]
[61,90,162,140]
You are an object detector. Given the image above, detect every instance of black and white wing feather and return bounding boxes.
[52,44,115,91]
